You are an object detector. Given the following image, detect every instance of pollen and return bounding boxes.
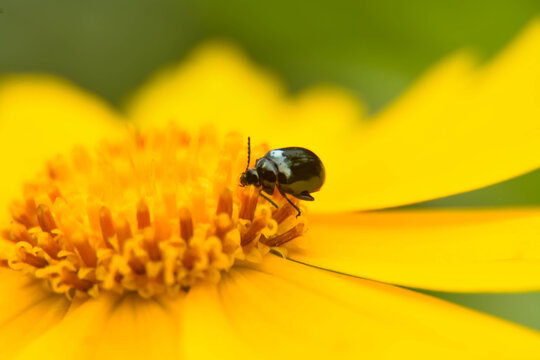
[1,125,307,299]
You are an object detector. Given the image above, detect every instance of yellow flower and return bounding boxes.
[1,19,540,360]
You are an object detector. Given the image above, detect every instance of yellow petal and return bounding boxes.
[12,293,181,360]
[180,282,257,360]
[0,269,70,359]
[9,258,540,359]
[214,256,540,359]
[290,209,540,292]
[0,75,124,221]
[128,41,285,134]
[312,19,540,212]
[91,295,181,360]
[129,41,364,136]
[11,295,115,360]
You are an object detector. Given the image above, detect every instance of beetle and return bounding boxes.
[240,137,325,217]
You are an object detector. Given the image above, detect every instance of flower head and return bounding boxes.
[4,125,310,299]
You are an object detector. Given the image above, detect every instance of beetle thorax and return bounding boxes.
[255,158,278,194]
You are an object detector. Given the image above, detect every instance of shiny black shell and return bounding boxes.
[259,147,325,200]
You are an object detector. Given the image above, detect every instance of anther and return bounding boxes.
[61,270,94,292]
[179,207,193,241]
[116,217,133,252]
[99,206,116,241]
[272,204,296,223]
[11,196,37,228]
[24,197,37,217]
[10,222,36,246]
[216,188,233,216]
[239,187,258,220]
[241,215,268,246]
[36,204,57,232]
[21,252,48,268]
[137,199,151,229]
[182,247,199,270]
[10,202,35,228]
[128,257,146,275]
[264,223,305,247]
[72,232,97,267]
[143,228,161,261]
[37,233,61,259]
[22,185,38,214]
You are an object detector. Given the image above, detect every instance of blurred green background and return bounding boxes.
[1,0,539,330]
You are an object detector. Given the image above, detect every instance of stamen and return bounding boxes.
[116,217,133,252]
[10,222,36,246]
[36,204,57,232]
[37,232,61,259]
[128,257,146,275]
[143,228,161,261]
[61,270,94,292]
[21,251,48,268]
[10,202,35,228]
[239,187,258,220]
[182,247,199,270]
[241,215,268,246]
[137,199,151,229]
[71,232,97,267]
[22,193,37,222]
[99,206,116,242]
[179,207,194,241]
[272,203,297,223]
[216,188,233,216]
[263,223,305,247]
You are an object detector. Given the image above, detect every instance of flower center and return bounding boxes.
[1,125,306,299]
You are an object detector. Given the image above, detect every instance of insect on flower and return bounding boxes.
[240,137,326,217]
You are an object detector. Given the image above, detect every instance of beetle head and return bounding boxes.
[240,168,259,186]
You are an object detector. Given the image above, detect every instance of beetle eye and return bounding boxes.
[246,170,259,184]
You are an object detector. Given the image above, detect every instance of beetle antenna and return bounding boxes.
[246,137,251,171]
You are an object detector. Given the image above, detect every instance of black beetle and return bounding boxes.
[240,137,325,217]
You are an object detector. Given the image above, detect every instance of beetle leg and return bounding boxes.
[278,189,301,218]
[295,191,314,201]
[258,189,278,209]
